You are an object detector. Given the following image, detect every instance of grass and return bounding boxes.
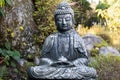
[89,54,120,80]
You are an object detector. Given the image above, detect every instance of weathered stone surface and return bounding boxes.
[18,58,27,66]
[28,2,97,80]
[82,34,103,53]
[34,56,40,65]
[0,0,38,57]
[99,46,120,56]
[28,65,97,80]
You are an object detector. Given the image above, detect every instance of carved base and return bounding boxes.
[27,65,97,80]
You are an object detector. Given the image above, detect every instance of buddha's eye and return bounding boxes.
[65,17,70,21]
[58,18,62,21]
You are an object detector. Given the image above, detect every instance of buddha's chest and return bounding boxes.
[58,35,71,55]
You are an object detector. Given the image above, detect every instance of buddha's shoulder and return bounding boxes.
[73,32,82,38]
[46,32,58,40]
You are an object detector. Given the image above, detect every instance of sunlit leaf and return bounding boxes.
[19,26,24,31]
[4,55,10,65]
[11,32,15,37]
[0,8,5,16]
[5,42,11,50]
[5,0,12,6]
[7,28,12,32]
[0,0,5,7]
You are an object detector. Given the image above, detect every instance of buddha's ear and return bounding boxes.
[72,16,76,26]
[54,16,57,24]
[54,19,58,27]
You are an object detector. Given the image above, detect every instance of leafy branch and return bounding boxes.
[0,0,12,16]
[0,42,21,65]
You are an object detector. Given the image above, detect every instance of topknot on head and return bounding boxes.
[54,2,74,17]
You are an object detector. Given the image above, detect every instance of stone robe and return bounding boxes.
[41,29,88,62]
[28,29,97,80]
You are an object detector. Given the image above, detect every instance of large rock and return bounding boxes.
[0,0,38,57]
[99,46,120,56]
[82,34,103,53]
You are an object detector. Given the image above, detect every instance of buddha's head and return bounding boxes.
[54,2,75,32]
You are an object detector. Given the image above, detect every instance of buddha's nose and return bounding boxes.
[62,19,66,25]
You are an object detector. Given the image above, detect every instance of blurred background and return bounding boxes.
[0,0,120,80]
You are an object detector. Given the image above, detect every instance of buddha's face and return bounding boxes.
[55,14,73,32]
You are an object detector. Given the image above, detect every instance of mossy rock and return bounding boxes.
[90,39,109,57]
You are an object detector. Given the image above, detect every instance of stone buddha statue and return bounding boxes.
[28,2,97,80]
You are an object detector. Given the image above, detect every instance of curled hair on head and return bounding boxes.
[54,2,74,18]
[54,2,75,25]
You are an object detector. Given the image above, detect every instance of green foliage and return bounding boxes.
[89,54,120,80]
[96,0,120,31]
[96,2,109,10]
[0,66,8,79]
[0,8,4,16]
[90,39,108,57]
[95,0,120,50]
[94,40,108,48]
[5,0,12,6]
[33,0,63,48]
[0,42,28,80]
[0,0,5,7]
[95,1,110,26]
[100,0,118,6]
[0,78,4,80]
[90,49,99,57]
[98,33,111,44]
[0,0,12,16]
[71,0,92,26]
[33,0,93,47]
[0,42,21,65]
